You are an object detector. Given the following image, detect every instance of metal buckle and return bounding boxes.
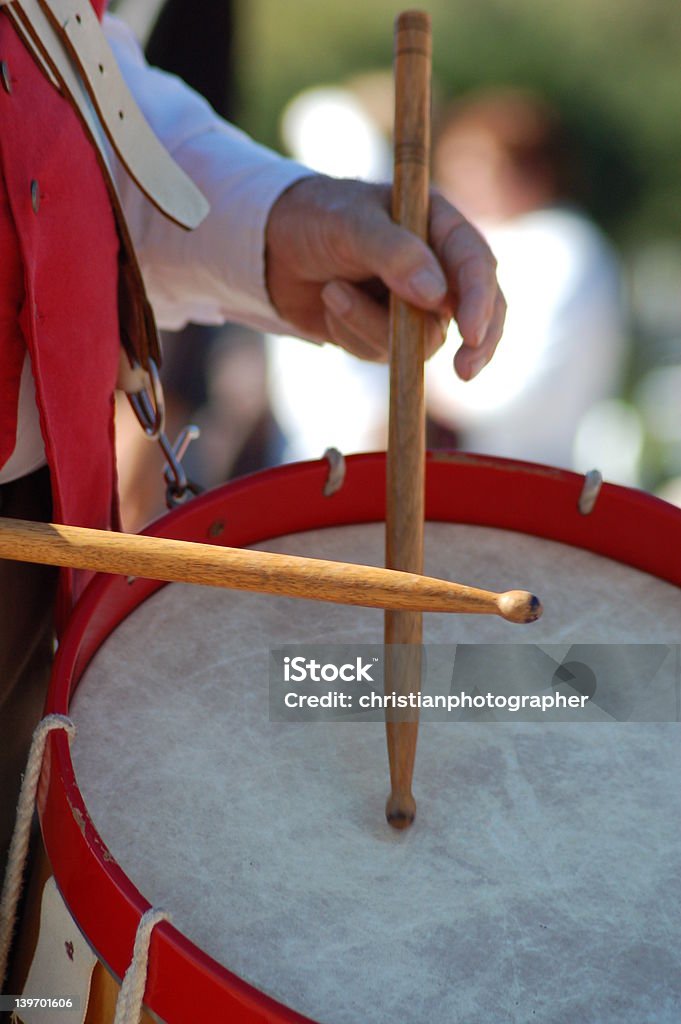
[127,357,165,441]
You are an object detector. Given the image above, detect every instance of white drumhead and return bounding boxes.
[71,523,681,1022]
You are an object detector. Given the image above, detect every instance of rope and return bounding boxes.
[0,712,170,1023]
[0,713,76,992]
[113,907,171,1024]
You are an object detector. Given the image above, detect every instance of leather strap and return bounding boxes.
[40,0,209,230]
[7,0,209,230]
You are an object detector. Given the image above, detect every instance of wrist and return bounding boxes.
[264,173,323,319]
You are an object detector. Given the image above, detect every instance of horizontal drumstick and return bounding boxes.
[0,517,542,622]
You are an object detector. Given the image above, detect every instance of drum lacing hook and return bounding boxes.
[578,469,603,515]
[323,447,346,496]
[121,355,202,509]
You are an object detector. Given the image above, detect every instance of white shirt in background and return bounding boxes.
[425,206,627,470]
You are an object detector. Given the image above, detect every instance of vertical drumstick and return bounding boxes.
[384,10,431,830]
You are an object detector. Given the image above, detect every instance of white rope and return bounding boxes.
[113,907,171,1024]
[0,713,76,992]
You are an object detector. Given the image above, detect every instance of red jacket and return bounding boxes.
[0,0,121,618]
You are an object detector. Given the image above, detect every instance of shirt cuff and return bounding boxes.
[105,12,316,335]
[134,129,314,334]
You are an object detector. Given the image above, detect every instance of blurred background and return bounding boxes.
[111,0,681,527]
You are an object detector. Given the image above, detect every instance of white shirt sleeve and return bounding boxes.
[103,15,312,334]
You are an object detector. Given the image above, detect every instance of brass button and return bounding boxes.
[30,180,40,213]
[0,61,11,95]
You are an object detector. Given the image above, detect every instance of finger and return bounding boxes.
[321,282,389,358]
[344,205,450,311]
[323,311,389,362]
[424,315,450,360]
[453,291,507,381]
[322,281,448,361]
[429,192,501,348]
[321,283,389,361]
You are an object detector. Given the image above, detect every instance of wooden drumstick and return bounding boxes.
[384,11,431,830]
[0,517,542,620]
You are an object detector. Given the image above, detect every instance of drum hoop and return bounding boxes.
[40,451,681,1023]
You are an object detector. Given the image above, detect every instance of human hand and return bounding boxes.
[265,175,505,380]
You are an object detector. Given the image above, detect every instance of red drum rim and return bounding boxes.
[40,452,681,1024]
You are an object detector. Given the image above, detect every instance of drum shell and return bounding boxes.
[21,452,681,1023]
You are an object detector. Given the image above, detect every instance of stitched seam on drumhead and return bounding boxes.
[0,713,76,991]
[113,907,172,1024]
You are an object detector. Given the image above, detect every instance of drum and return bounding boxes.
[13,453,681,1023]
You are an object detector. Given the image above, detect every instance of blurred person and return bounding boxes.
[426,88,627,469]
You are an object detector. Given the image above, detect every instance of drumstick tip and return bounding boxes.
[497,590,543,624]
[386,791,416,830]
